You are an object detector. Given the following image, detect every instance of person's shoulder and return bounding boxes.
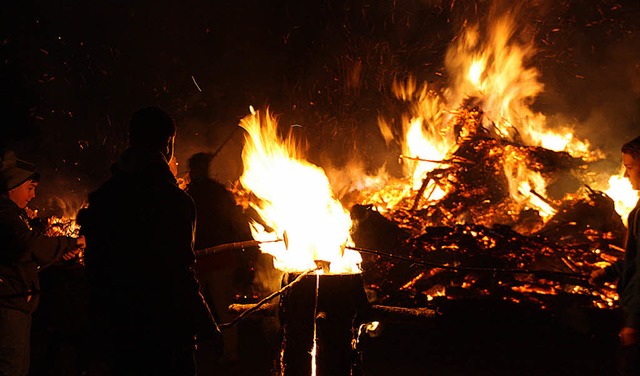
[187,178,230,196]
[0,196,19,217]
[0,196,13,210]
[205,178,232,194]
[87,177,122,202]
[170,183,196,207]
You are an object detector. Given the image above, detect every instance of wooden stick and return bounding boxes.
[195,239,282,258]
[227,302,438,321]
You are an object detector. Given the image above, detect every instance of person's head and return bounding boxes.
[187,152,213,181]
[1,150,40,208]
[128,106,176,161]
[622,135,640,191]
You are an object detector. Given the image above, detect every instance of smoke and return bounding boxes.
[532,0,640,158]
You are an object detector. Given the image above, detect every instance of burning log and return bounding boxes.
[277,272,371,376]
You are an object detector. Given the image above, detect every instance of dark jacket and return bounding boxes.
[186,178,249,250]
[605,199,640,329]
[0,196,79,313]
[185,178,251,271]
[78,148,216,343]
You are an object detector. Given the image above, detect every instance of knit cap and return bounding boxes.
[0,150,39,192]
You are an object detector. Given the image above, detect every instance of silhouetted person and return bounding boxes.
[0,150,84,376]
[78,107,218,375]
[186,152,252,364]
[590,135,640,376]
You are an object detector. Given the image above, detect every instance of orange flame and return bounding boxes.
[605,171,639,225]
[444,10,596,158]
[361,5,612,221]
[390,78,455,191]
[502,146,556,219]
[239,107,362,274]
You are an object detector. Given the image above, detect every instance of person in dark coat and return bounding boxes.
[185,152,252,364]
[77,107,219,375]
[591,135,640,376]
[0,150,85,376]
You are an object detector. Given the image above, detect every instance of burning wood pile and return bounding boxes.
[224,3,640,374]
[345,104,627,311]
[327,4,639,315]
[350,140,625,312]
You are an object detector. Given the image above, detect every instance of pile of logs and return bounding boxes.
[350,133,626,311]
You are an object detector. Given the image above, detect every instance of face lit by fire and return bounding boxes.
[8,180,38,209]
[623,152,640,191]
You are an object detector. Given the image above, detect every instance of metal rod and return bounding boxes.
[218,267,319,330]
[346,245,589,280]
[227,302,438,321]
[399,155,475,165]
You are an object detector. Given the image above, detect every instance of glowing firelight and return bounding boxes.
[605,172,639,225]
[358,4,607,223]
[468,59,485,87]
[443,10,596,157]
[503,146,557,219]
[239,107,362,274]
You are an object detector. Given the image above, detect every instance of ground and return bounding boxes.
[196,298,620,376]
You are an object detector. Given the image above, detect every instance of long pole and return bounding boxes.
[346,246,589,280]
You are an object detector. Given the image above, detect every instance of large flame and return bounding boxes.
[239,108,362,274]
[393,78,455,191]
[444,9,596,158]
[358,5,612,222]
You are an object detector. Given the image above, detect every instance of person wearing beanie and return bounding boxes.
[0,150,85,376]
[590,135,640,376]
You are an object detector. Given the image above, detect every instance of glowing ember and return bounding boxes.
[40,198,86,262]
[239,107,362,274]
[41,197,86,238]
[46,216,81,238]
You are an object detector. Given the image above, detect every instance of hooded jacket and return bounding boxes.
[0,196,79,313]
[78,147,216,342]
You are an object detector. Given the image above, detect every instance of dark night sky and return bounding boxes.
[2,0,640,215]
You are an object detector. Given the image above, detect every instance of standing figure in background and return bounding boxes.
[590,135,640,376]
[186,152,252,365]
[0,150,85,376]
[78,107,219,375]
